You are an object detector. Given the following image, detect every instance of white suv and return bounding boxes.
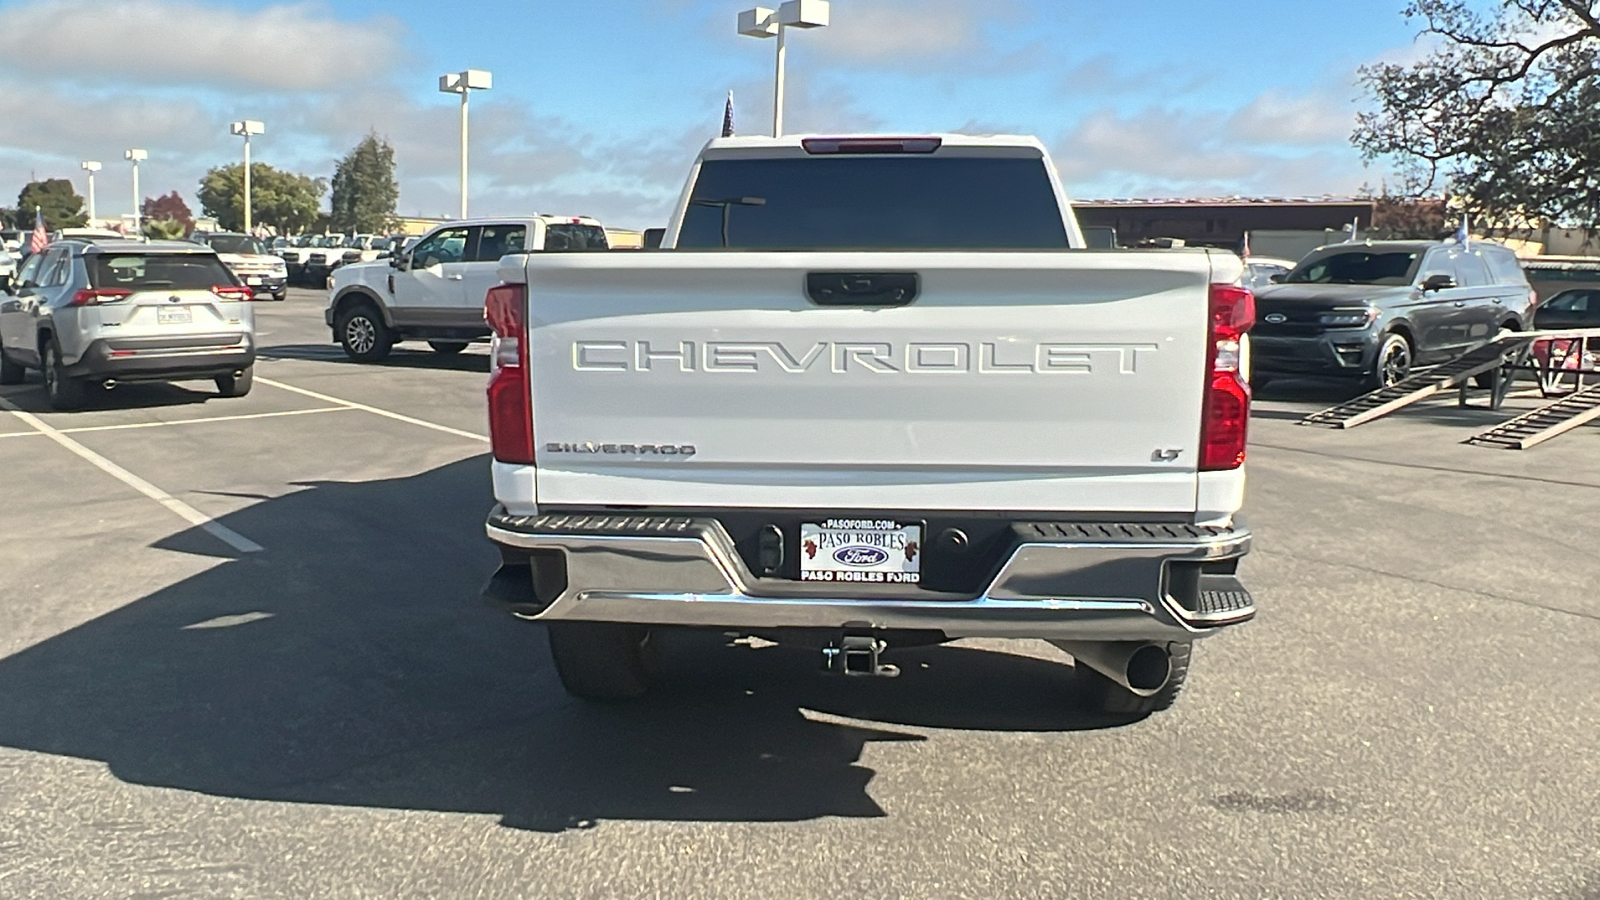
[324,216,606,361]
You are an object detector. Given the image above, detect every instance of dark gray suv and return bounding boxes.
[1251,240,1535,390]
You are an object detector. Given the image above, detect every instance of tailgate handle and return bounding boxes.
[806,272,919,307]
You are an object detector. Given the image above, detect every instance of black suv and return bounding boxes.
[1251,240,1534,390]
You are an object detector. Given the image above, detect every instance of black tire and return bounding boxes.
[1077,641,1192,717]
[1363,332,1413,392]
[547,622,650,701]
[1473,327,1517,389]
[428,341,468,356]
[42,340,88,411]
[272,291,287,302]
[0,342,24,385]
[336,302,393,363]
[215,364,253,398]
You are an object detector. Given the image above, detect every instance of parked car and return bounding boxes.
[0,246,14,291]
[196,232,288,300]
[325,216,606,361]
[478,134,1255,715]
[0,229,21,253]
[1242,256,1297,291]
[1533,288,1600,329]
[1251,240,1536,390]
[0,238,255,409]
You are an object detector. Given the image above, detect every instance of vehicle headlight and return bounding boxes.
[1319,307,1379,327]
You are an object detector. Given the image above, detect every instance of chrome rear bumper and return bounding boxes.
[484,509,1254,641]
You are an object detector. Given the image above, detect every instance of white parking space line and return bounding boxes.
[257,376,490,443]
[54,406,351,435]
[0,406,350,439]
[0,398,264,554]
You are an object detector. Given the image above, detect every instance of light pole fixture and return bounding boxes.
[738,0,829,137]
[80,160,102,223]
[229,120,265,233]
[125,149,147,235]
[438,69,492,219]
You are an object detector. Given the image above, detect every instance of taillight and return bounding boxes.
[69,288,131,306]
[801,136,942,154]
[213,285,255,301]
[1200,284,1254,471]
[485,282,534,464]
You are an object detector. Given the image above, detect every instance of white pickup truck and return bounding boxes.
[480,135,1256,716]
[325,216,608,361]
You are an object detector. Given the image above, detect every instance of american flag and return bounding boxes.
[27,207,48,255]
[721,91,734,138]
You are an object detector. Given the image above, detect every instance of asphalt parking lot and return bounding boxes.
[1,288,1597,899]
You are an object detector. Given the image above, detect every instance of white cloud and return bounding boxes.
[0,0,405,91]
[1228,91,1356,147]
[1051,97,1379,200]
[813,0,1020,63]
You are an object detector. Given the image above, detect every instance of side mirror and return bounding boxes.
[1422,274,1455,292]
[1269,273,1286,284]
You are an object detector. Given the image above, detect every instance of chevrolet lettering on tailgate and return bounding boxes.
[572,340,1159,375]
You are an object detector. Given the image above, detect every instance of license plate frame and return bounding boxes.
[156,306,192,325]
[800,519,922,585]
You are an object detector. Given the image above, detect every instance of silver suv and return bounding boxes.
[0,239,256,410]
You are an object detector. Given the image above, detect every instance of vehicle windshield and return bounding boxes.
[1286,249,1421,286]
[370,237,393,251]
[205,235,268,255]
[89,254,237,290]
[677,155,1070,250]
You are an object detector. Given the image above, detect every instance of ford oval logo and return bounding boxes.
[1263,313,1287,324]
[834,546,888,567]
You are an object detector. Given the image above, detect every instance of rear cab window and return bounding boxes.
[89,254,238,290]
[677,152,1069,250]
[542,224,607,252]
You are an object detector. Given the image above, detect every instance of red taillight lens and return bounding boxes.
[69,288,131,306]
[213,285,255,301]
[1200,284,1254,471]
[485,283,534,464]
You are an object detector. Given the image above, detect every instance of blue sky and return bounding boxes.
[0,0,1430,230]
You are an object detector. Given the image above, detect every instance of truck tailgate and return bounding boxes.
[522,250,1218,513]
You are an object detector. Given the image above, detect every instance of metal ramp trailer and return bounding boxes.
[1463,384,1600,449]
[1296,327,1600,448]
[1297,333,1533,429]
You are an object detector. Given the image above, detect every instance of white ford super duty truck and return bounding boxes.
[480,134,1256,716]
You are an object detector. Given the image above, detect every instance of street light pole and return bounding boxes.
[80,161,102,223]
[439,69,492,219]
[738,1,829,137]
[230,121,265,233]
[125,149,147,235]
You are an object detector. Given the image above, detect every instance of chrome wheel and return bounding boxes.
[345,316,377,355]
[1377,336,1412,387]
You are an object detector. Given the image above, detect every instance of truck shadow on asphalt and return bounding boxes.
[0,456,1119,833]
[258,343,490,373]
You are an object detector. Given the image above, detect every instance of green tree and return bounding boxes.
[329,131,399,233]
[12,179,88,229]
[198,163,324,233]
[1354,1,1600,227]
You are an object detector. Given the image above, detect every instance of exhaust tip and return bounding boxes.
[1126,644,1172,693]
